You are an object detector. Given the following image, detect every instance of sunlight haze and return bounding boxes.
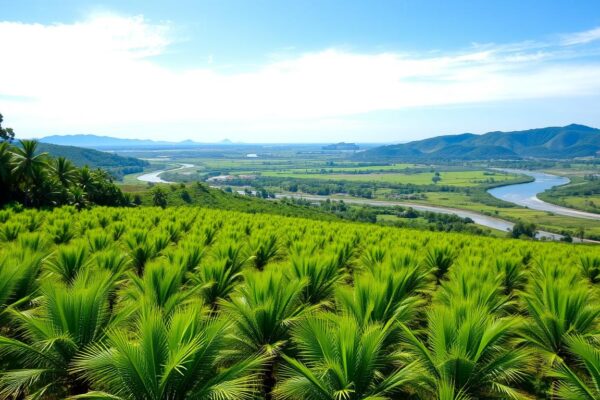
[1,0,600,142]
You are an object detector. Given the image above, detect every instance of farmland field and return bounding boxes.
[117,149,600,239]
[1,205,599,399]
[262,169,518,186]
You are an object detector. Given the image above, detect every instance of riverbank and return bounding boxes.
[137,163,195,183]
[487,169,600,220]
[273,192,595,243]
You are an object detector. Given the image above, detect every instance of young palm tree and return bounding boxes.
[337,264,428,326]
[193,257,244,308]
[286,254,344,306]
[0,250,43,318]
[551,335,600,400]
[579,255,600,284]
[93,248,131,277]
[71,305,267,400]
[422,246,456,284]
[221,271,310,355]
[495,257,529,296]
[401,305,530,399]
[519,276,600,364]
[122,261,202,318]
[124,230,157,275]
[250,233,279,270]
[45,243,92,284]
[0,272,113,398]
[436,268,513,315]
[274,315,419,400]
[221,270,312,398]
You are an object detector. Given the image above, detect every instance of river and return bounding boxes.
[137,163,194,183]
[137,164,594,242]
[487,169,600,220]
[273,193,576,242]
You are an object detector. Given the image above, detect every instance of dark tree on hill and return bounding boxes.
[152,186,168,208]
[0,113,15,142]
[510,221,537,239]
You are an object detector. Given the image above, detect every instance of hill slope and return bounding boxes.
[0,205,596,399]
[359,124,600,161]
[36,142,148,178]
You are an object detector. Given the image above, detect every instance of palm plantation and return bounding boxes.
[1,132,600,399]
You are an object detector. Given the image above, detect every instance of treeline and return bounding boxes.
[282,197,486,234]
[226,175,468,199]
[0,140,131,208]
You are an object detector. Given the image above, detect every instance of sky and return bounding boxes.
[1,1,600,143]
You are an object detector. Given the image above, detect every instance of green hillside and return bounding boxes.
[36,142,148,178]
[359,124,600,161]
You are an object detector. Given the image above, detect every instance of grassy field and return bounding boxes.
[119,152,600,238]
[546,194,600,212]
[409,191,600,237]
[537,171,600,215]
[262,170,516,186]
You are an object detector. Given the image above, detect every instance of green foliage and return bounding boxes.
[0,113,15,142]
[0,139,131,208]
[401,305,530,399]
[0,205,598,399]
[71,305,267,400]
[0,271,113,398]
[519,272,600,363]
[510,221,537,238]
[579,255,600,284]
[275,315,418,400]
[551,335,600,400]
[151,186,168,208]
[36,141,148,179]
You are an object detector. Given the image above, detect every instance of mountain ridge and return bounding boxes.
[38,134,207,149]
[357,124,600,161]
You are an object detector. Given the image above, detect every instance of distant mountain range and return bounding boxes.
[38,134,206,149]
[322,142,360,151]
[37,134,240,149]
[357,124,600,161]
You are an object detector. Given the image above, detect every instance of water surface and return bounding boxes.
[488,169,600,220]
[137,163,194,184]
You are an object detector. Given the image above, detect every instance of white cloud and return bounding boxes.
[1,14,600,141]
[561,27,600,46]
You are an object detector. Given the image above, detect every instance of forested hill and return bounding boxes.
[358,124,600,161]
[36,142,148,178]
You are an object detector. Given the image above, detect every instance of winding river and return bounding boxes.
[488,169,600,220]
[137,164,596,242]
[137,163,194,183]
[273,193,573,241]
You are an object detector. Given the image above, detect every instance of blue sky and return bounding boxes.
[1,0,600,142]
